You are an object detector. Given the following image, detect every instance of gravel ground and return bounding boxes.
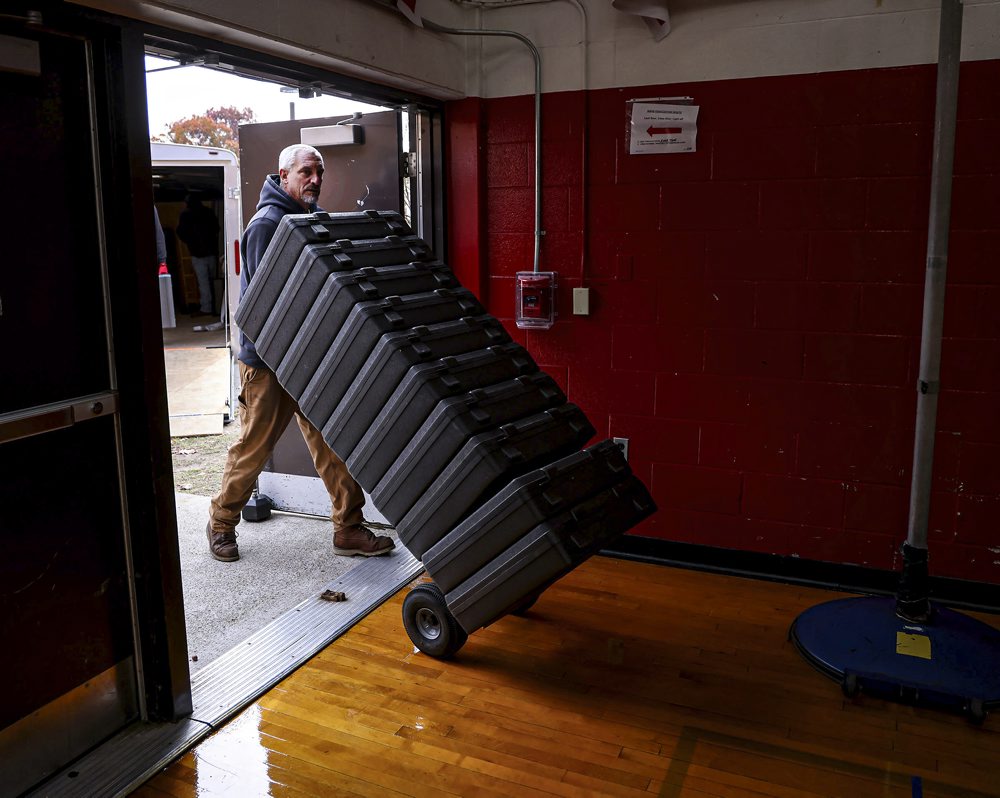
[171,417,241,497]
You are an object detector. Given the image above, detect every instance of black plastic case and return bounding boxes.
[395,404,596,559]
[264,260,455,380]
[421,439,629,593]
[314,316,512,454]
[277,287,485,400]
[235,210,411,341]
[345,344,538,488]
[230,210,662,657]
[444,475,657,634]
[369,372,566,519]
[253,238,444,365]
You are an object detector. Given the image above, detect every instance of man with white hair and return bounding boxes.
[206,144,395,562]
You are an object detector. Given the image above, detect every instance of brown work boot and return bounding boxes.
[333,524,395,557]
[206,522,239,562]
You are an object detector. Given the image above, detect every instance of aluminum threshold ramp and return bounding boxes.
[29,549,423,798]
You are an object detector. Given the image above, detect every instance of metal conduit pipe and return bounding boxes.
[450,0,589,276]
[424,18,544,272]
[451,0,587,88]
[898,0,964,622]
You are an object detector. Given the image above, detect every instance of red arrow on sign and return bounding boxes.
[647,126,682,136]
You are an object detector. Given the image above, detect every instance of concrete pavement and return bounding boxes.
[173,493,401,673]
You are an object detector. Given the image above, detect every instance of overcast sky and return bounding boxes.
[144,55,386,137]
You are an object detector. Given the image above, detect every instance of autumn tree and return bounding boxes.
[156,106,256,153]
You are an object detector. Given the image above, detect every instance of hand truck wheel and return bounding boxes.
[402,582,468,659]
[510,594,538,616]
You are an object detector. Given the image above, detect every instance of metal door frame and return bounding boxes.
[1,2,445,792]
[0,11,179,792]
[20,2,197,724]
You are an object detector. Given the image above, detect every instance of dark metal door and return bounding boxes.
[236,111,402,519]
[0,26,139,795]
[238,110,402,230]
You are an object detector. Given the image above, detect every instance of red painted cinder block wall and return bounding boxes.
[445,61,1000,584]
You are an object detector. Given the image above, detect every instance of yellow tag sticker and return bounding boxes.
[896,632,932,660]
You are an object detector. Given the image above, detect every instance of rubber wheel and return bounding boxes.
[402,583,468,659]
[968,699,987,726]
[511,595,538,616]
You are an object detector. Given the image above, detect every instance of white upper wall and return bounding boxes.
[76,0,1000,100]
[449,0,1000,97]
[76,0,469,99]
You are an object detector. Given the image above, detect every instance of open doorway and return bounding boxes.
[144,48,426,675]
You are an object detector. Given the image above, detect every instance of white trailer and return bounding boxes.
[151,142,242,418]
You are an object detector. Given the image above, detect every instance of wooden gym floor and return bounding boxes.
[133,556,1000,797]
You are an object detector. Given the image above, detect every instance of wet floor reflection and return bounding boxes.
[193,704,272,796]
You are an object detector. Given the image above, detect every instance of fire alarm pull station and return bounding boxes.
[515,271,556,330]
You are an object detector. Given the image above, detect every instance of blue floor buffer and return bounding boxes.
[790,0,1000,724]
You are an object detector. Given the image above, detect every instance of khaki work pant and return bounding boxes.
[208,363,365,534]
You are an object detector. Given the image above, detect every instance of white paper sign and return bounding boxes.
[629,102,699,155]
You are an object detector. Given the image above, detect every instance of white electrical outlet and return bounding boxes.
[613,437,629,461]
[572,287,590,315]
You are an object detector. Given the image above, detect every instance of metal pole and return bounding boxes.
[897,0,963,621]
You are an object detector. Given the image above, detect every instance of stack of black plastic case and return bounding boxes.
[234,209,656,655]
